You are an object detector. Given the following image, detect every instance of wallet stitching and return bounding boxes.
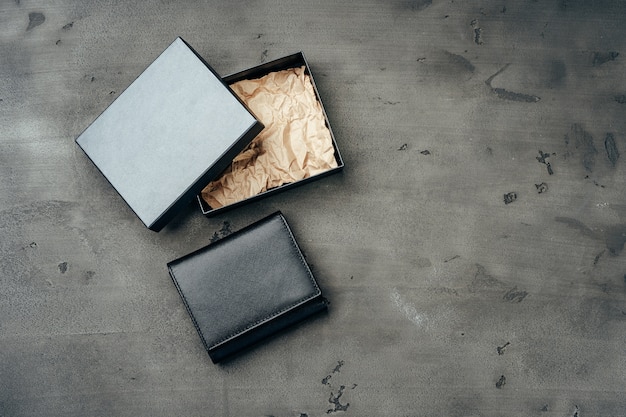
[168,265,213,354]
[209,213,321,350]
[278,214,321,293]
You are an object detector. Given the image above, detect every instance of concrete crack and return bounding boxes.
[327,385,349,414]
[485,64,540,102]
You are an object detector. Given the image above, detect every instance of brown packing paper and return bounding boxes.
[201,66,338,209]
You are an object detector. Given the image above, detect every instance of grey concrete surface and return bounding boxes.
[1,1,625,416]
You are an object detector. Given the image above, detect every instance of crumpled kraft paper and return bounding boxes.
[201,66,337,209]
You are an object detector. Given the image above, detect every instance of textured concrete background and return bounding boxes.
[1,1,625,416]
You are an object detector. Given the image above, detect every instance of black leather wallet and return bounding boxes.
[167,212,327,363]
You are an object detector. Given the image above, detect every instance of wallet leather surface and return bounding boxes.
[168,212,326,363]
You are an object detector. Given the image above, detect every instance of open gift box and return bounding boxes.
[76,37,343,231]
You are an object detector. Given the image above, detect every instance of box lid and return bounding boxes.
[76,37,264,231]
